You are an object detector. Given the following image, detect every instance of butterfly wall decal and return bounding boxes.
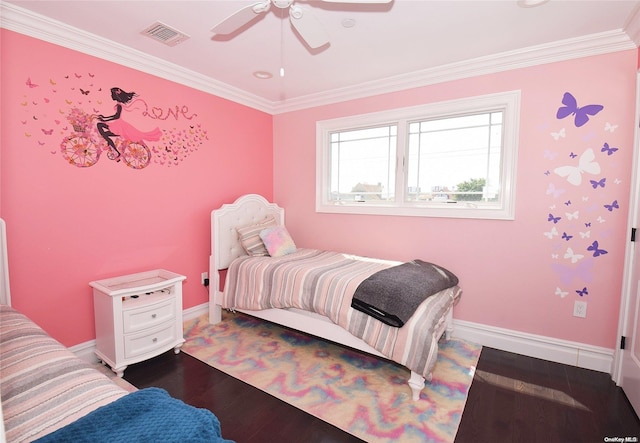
[587,240,608,257]
[25,77,38,88]
[604,200,619,212]
[564,247,584,264]
[590,178,606,189]
[556,92,604,127]
[554,148,601,186]
[546,183,565,198]
[555,287,568,298]
[551,259,594,285]
[604,122,618,132]
[544,226,559,239]
[548,213,561,224]
[576,287,588,297]
[551,128,566,140]
[565,210,579,220]
[601,143,618,156]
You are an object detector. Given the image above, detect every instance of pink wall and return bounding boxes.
[274,50,637,349]
[0,30,273,346]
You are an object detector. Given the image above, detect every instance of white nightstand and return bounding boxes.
[90,269,186,377]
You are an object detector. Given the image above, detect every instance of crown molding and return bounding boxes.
[1,2,637,115]
[624,3,640,47]
[273,29,636,114]
[0,2,276,114]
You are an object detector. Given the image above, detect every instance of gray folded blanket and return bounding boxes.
[351,259,458,327]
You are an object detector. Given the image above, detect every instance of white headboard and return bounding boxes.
[0,218,11,306]
[211,194,284,271]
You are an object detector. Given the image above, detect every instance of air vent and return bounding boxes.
[141,21,190,47]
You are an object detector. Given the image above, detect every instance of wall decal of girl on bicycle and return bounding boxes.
[22,71,210,169]
[63,87,162,169]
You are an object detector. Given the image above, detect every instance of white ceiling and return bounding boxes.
[2,0,640,113]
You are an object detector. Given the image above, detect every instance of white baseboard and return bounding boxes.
[70,339,98,364]
[452,319,614,374]
[183,302,209,321]
[71,304,614,375]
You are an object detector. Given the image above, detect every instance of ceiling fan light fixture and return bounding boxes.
[341,18,356,28]
[253,70,273,79]
[517,0,549,8]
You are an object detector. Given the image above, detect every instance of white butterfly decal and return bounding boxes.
[555,287,568,298]
[551,253,559,259]
[544,226,559,239]
[551,128,566,140]
[553,148,601,186]
[604,122,618,133]
[579,230,591,239]
[597,216,606,224]
[565,210,579,221]
[564,247,584,264]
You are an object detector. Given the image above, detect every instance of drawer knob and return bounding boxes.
[151,314,157,318]
[152,337,158,343]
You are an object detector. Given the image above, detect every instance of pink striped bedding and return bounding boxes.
[0,305,128,442]
[222,249,461,378]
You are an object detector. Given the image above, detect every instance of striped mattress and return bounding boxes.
[0,305,128,442]
[222,249,461,378]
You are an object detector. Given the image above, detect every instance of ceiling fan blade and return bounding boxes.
[211,1,270,35]
[289,5,330,49]
[321,0,392,3]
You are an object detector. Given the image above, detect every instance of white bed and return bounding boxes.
[208,194,460,401]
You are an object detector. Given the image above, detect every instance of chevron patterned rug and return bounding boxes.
[182,311,481,443]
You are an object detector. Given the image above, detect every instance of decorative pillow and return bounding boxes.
[259,226,297,257]
[236,216,277,256]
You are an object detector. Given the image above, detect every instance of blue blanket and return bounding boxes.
[35,388,234,443]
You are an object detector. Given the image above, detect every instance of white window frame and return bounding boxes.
[316,90,521,220]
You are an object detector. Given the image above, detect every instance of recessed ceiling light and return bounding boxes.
[253,71,273,79]
[517,0,549,7]
[341,18,356,28]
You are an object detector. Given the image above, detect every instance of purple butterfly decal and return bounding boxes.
[569,152,577,159]
[585,222,591,227]
[601,143,618,156]
[590,178,606,189]
[562,232,573,241]
[587,240,608,257]
[551,259,593,285]
[576,287,588,297]
[564,200,571,206]
[548,213,561,224]
[556,92,604,127]
[604,200,619,212]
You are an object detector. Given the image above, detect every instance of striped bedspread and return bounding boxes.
[222,249,461,378]
[0,305,128,442]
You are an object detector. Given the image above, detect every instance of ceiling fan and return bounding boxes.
[211,0,392,49]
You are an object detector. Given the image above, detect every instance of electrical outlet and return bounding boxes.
[201,272,208,285]
[573,300,587,318]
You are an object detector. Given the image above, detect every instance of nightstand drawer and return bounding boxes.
[124,323,176,359]
[123,299,175,333]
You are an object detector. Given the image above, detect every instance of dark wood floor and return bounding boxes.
[124,345,640,443]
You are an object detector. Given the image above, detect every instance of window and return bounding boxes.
[316,91,520,219]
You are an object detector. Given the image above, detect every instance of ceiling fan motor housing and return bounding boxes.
[273,0,294,9]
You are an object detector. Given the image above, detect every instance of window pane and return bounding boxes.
[329,125,396,202]
[406,111,503,203]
